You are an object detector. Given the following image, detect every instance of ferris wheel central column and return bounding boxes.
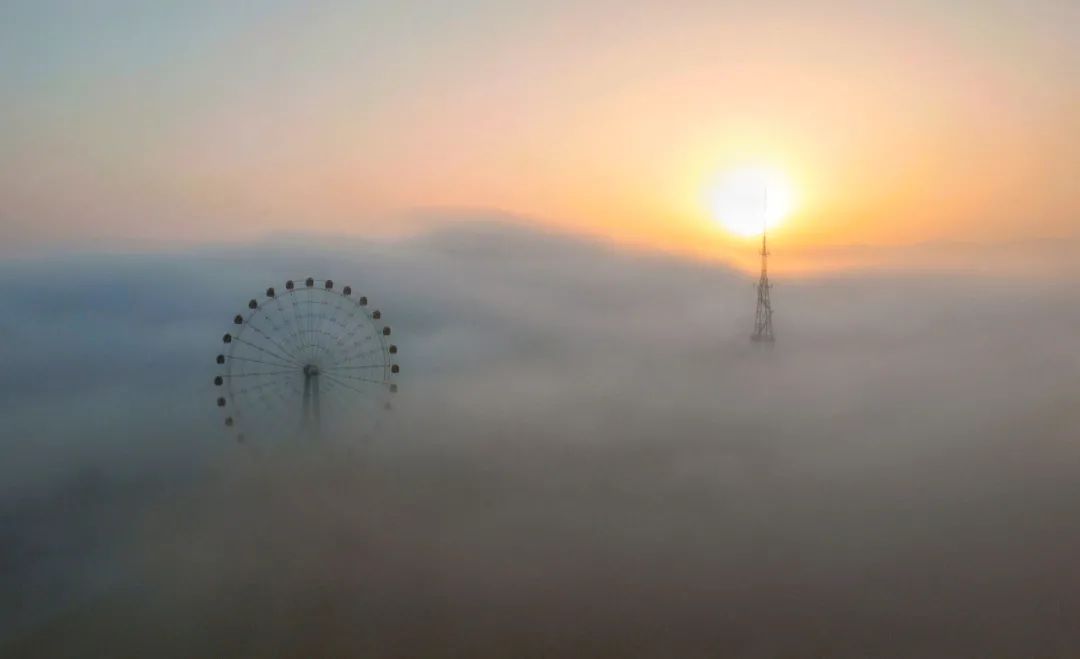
[302,364,321,439]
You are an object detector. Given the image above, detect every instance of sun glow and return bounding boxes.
[710,167,795,237]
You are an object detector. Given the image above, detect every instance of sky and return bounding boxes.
[2,0,1078,262]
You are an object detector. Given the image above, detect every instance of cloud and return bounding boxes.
[2,221,1080,657]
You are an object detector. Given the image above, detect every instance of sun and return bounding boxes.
[709,166,795,237]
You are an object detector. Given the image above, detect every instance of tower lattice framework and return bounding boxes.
[751,228,775,342]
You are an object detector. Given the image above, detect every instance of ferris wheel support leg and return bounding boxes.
[311,373,321,439]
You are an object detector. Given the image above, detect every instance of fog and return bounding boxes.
[3,222,1080,657]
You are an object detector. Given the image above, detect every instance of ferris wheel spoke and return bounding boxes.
[333,356,382,373]
[330,296,349,331]
[231,370,300,388]
[236,385,296,417]
[320,378,382,414]
[224,369,299,378]
[319,378,356,402]
[288,291,311,359]
[233,335,300,366]
[258,307,305,359]
[323,363,385,371]
[288,318,310,358]
[334,345,382,369]
[268,291,304,354]
[246,321,305,365]
[314,297,341,363]
[235,371,302,404]
[294,341,333,353]
[272,294,307,356]
[235,383,283,410]
[323,372,388,386]
[306,288,317,357]
[227,354,297,370]
[315,294,335,359]
[307,291,323,359]
[322,372,386,394]
[294,337,336,359]
[334,333,376,357]
[296,289,313,359]
[315,326,343,352]
[309,293,320,357]
[334,316,354,337]
[325,381,361,397]
[269,375,304,404]
[312,291,331,360]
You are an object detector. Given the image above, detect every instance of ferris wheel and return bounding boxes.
[214,277,399,442]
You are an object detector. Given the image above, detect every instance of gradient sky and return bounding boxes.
[2,0,1077,258]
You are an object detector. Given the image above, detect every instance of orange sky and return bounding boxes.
[2,1,1078,265]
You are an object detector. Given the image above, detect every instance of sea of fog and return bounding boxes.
[2,222,1079,657]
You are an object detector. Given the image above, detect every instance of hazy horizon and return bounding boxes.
[6,213,1080,280]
